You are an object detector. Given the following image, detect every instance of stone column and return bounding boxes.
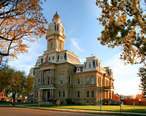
[110,90,112,99]
[41,70,44,85]
[39,89,43,103]
[49,70,51,85]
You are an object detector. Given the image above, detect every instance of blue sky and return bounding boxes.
[8,0,142,96]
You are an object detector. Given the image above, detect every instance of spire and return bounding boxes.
[52,12,61,23]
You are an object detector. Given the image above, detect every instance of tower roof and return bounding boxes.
[52,12,60,22]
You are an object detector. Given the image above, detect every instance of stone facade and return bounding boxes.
[30,12,114,104]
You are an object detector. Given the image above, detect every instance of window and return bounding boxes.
[57,55,59,61]
[84,63,87,68]
[89,63,91,68]
[38,79,40,85]
[78,91,80,98]
[96,60,98,67]
[33,71,35,76]
[64,53,67,60]
[68,76,70,84]
[93,60,96,68]
[86,78,89,85]
[91,77,94,84]
[60,75,63,84]
[87,91,89,97]
[48,77,50,85]
[63,91,65,97]
[80,68,83,72]
[41,58,43,64]
[78,78,80,84]
[92,91,94,97]
[52,56,54,60]
[98,77,101,86]
[59,91,61,97]
[57,24,59,30]
[49,57,50,61]
[54,22,57,30]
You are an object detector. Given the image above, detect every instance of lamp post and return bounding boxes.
[100,83,102,112]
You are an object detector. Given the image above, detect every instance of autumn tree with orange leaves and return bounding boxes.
[0,0,48,63]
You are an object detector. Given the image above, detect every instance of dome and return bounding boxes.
[52,12,60,21]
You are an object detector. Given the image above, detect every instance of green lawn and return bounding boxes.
[33,105,146,113]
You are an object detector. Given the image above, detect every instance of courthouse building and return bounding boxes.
[31,12,114,104]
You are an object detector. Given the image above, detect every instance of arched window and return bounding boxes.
[86,78,89,85]
[93,60,96,68]
[78,78,80,84]
[91,77,94,84]
[60,75,63,84]
[68,76,70,84]
[92,91,94,97]
[63,91,65,97]
[78,91,80,98]
[64,53,67,60]
[57,55,59,61]
[87,91,89,97]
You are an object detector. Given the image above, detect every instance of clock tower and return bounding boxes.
[46,12,66,52]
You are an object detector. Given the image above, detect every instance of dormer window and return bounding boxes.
[57,55,59,61]
[84,63,87,69]
[48,57,50,61]
[93,60,96,68]
[64,53,67,60]
[41,58,43,64]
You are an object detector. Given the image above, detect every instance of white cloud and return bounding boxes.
[114,79,141,96]
[70,38,84,53]
[105,53,142,96]
[8,41,45,75]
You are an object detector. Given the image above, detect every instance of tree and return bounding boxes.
[0,66,34,106]
[0,0,48,61]
[96,0,146,96]
[138,67,146,98]
[96,0,145,64]
[23,75,34,97]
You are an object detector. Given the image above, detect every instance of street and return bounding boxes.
[0,107,119,116]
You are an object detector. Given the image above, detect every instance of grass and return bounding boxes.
[25,104,146,113]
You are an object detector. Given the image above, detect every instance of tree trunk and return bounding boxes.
[12,92,16,107]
